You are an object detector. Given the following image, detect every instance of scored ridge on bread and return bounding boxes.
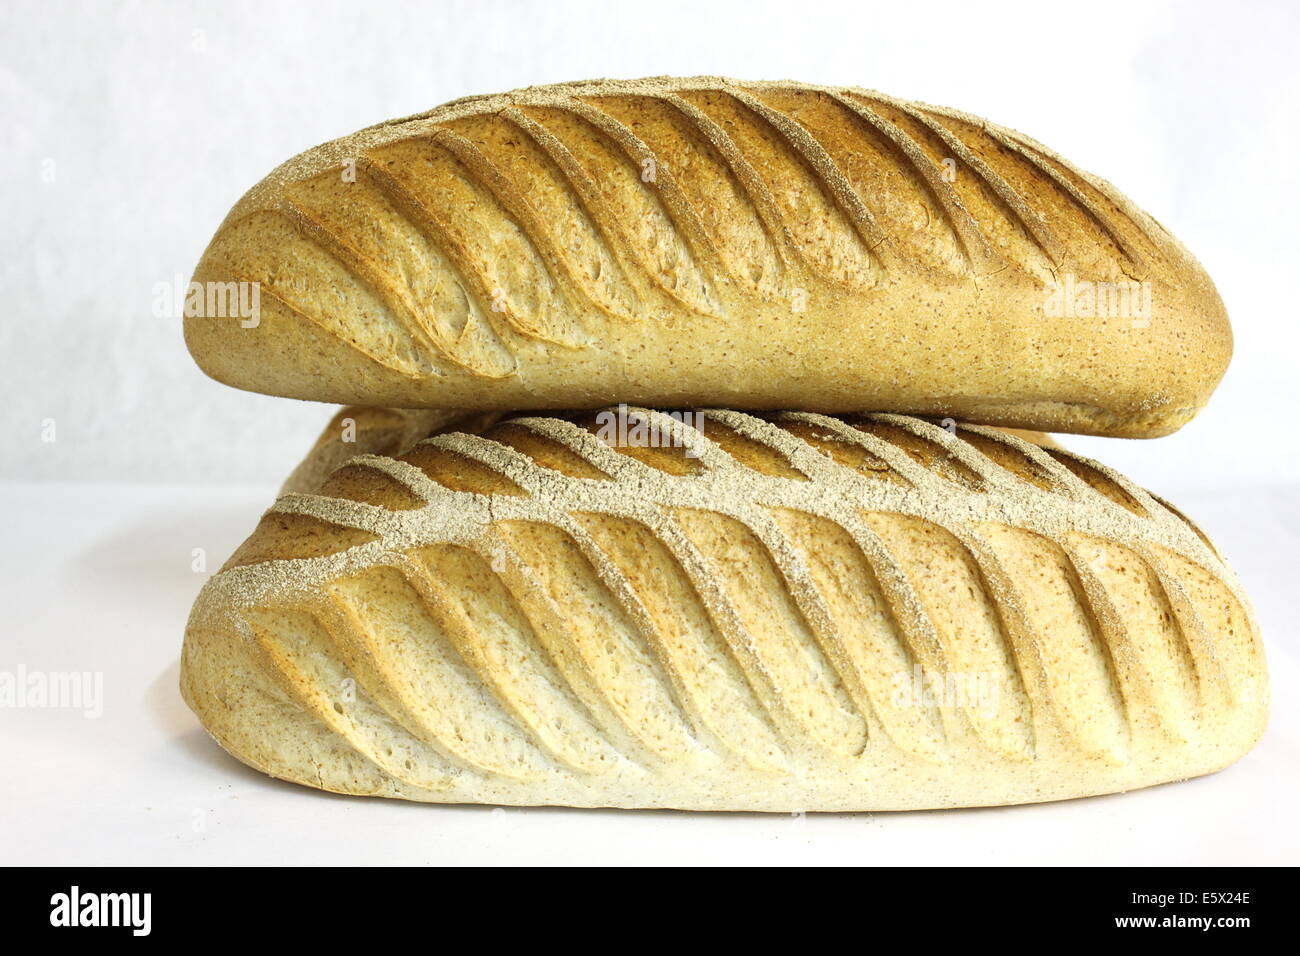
[181,409,1267,810]
[280,406,1065,498]
[186,77,1231,437]
[277,407,502,497]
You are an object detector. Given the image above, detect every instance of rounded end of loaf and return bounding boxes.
[180,612,400,799]
[182,240,417,405]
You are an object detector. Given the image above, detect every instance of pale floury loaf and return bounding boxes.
[184,77,1231,437]
[180,409,1267,811]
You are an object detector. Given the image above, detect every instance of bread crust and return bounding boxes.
[181,409,1267,810]
[279,404,1063,497]
[278,407,501,496]
[184,77,1231,437]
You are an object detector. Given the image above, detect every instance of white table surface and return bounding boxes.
[3,480,1297,866]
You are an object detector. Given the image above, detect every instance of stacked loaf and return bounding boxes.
[180,77,1266,811]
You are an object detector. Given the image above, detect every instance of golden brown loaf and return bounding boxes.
[184,77,1231,438]
[180,409,1267,810]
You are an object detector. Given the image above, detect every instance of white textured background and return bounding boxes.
[1,0,1298,488]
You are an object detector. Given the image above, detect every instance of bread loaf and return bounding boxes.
[184,77,1230,438]
[180,409,1267,810]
